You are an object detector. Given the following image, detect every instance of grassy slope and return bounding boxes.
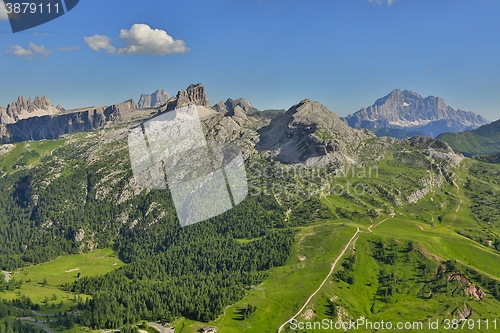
[306,233,500,333]
[179,158,500,333]
[438,120,500,156]
[2,135,500,332]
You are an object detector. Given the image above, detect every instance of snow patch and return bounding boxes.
[389,119,432,127]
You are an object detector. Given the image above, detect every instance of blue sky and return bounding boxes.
[1,0,499,120]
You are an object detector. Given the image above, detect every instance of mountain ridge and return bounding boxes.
[438,119,500,156]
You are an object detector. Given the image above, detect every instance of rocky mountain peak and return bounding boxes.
[214,98,258,116]
[286,99,346,128]
[138,89,170,109]
[257,99,374,165]
[1,96,61,124]
[166,83,211,111]
[104,99,137,122]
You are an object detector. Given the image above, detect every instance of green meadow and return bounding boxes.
[0,139,67,174]
[1,248,124,314]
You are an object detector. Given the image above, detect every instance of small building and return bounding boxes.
[199,327,218,333]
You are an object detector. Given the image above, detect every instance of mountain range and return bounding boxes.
[344,89,490,138]
[0,86,498,161]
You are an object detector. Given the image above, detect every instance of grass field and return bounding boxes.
[304,232,500,333]
[1,248,124,313]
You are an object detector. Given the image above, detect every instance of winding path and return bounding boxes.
[277,227,360,333]
[19,322,56,333]
[2,270,10,283]
[368,218,390,233]
[452,178,462,213]
[147,322,175,333]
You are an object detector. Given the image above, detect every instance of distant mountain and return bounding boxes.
[137,89,170,109]
[213,99,286,121]
[344,89,490,138]
[214,98,259,116]
[438,119,500,156]
[260,109,286,119]
[0,96,62,124]
[0,84,217,144]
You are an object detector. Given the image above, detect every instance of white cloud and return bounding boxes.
[7,42,51,59]
[117,24,190,55]
[0,1,8,20]
[8,45,34,58]
[83,34,116,54]
[57,46,80,51]
[84,24,189,56]
[368,0,399,5]
[29,41,51,56]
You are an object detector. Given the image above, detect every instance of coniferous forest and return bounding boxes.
[0,137,299,329]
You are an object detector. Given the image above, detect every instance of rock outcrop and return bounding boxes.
[454,305,473,320]
[345,89,490,138]
[448,272,486,301]
[166,83,211,111]
[138,89,170,109]
[257,99,374,165]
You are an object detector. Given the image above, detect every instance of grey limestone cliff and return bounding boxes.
[138,89,170,109]
[166,83,211,111]
[0,99,137,143]
[214,98,259,116]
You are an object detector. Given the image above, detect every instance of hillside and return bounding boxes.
[1,84,499,333]
[345,89,490,138]
[438,119,500,156]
